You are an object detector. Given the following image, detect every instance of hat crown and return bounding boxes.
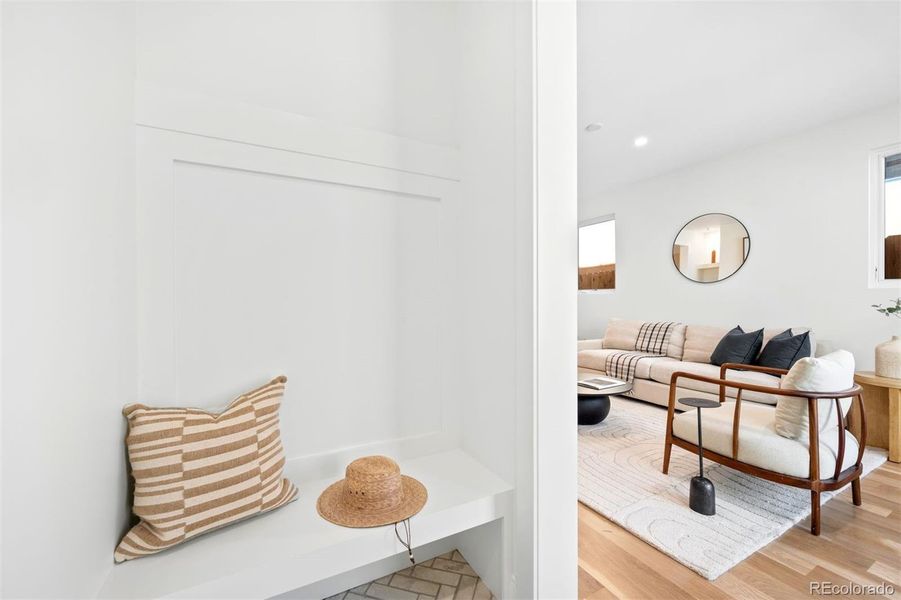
[343,455,404,512]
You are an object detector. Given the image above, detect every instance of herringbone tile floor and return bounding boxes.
[327,550,494,600]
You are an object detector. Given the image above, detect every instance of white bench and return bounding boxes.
[99,450,513,599]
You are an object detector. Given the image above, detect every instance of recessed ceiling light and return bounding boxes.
[633,136,649,148]
[585,122,604,132]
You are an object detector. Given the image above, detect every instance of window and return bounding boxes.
[870,145,901,287]
[579,216,615,291]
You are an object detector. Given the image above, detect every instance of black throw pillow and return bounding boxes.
[756,329,811,370]
[710,326,764,366]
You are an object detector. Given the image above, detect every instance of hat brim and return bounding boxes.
[316,475,428,528]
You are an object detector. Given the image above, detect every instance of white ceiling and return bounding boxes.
[578,1,901,196]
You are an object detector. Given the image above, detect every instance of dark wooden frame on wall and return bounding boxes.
[662,363,866,535]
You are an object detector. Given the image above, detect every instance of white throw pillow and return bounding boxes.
[774,350,855,440]
[666,323,688,359]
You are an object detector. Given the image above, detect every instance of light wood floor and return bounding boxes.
[579,460,901,600]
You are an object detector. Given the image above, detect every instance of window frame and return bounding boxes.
[869,143,901,289]
[578,213,616,295]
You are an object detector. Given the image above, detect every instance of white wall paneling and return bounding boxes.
[136,88,462,482]
[135,83,460,182]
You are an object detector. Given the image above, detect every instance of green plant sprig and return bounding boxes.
[872,298,901,318]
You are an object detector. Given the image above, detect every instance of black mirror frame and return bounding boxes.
[671,212,750,284]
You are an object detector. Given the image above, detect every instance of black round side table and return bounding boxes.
[577,378,632,425]
[678,397,721,516]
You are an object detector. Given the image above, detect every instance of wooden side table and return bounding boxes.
[849,371,901,463]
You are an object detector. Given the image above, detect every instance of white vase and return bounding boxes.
[875,335,901,379]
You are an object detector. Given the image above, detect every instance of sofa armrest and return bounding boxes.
[578,338,604,351]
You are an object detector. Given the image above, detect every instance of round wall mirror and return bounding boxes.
[672,213,750,283]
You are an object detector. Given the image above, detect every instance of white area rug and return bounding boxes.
[578,396,887,580]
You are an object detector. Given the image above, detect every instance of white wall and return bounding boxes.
[579,105,901,368]
[458,4,579,596]
[534,2,578,597]
[456,2,521,595]
[129,0,466,481]
[1,2,137,597]
[457,0,517,494]
[135,1,458,146]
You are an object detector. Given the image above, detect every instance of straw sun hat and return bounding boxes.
[317,455,428,528]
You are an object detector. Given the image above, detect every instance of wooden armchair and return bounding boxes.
[662,362,866,535]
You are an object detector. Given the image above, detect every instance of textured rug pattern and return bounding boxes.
[578,396,887,580]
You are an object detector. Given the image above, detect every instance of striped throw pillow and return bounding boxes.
[115,376,298,562]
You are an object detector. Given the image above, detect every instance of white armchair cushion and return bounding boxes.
[673,402,859,479]
[774,350,855,440]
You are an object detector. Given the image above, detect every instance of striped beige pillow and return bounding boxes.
[115,376,298,562]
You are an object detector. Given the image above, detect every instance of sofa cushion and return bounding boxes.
[649,360,782,405]
[682,325,730,364]
[756,329,811,370]
[578,349,674,380]
[775,350,855,441]
[602,318,643,350]
[710,326,764,366]
[672,401,859,479]
[666,323,687,359]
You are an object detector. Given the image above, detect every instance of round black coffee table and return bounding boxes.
[577,377,632,425]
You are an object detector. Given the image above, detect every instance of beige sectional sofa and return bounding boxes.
[578,319,816,408]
